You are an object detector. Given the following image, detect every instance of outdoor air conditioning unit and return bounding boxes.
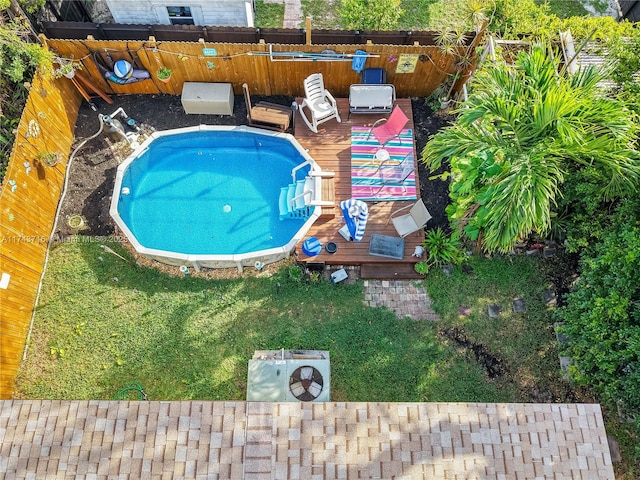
[246,350,330,402]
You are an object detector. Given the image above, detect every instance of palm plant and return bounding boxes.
[422,43,640,253]
[414,228,466,275]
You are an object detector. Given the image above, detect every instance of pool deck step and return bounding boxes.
[320,175,335,218]
[360,262,423,279]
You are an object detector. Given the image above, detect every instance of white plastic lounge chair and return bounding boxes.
[388,198,432,238]
[298,73,341,133]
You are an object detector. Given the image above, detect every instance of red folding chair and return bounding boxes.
[367,105,409,146]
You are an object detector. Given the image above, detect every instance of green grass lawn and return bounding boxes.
[301,0,341,30]
[426,255,578,402]
[290,0,608,31]
[15,237,566,404]
[254,0,285,28]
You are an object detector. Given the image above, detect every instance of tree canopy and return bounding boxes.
[422,44,640,253]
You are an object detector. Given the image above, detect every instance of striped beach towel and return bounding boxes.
[351,126,417,202]
[339,198,369,242]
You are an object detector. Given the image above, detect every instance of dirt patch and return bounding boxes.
[59,94,452,239]
[541,251,580,308]
[412,100,455,233]
[441,326,507,379]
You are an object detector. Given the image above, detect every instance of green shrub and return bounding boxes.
[422,44,640,253]
[18,0,46,14]
[415,228,466,274]
[556,224,640,417]
[0,17,55,181]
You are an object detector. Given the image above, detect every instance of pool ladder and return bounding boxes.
[279,177,313,220]
[278,170,336,220]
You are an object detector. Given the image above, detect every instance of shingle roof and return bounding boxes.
[0,400,614,479]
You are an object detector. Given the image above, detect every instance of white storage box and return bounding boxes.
[330,268,348,284]
[181,82,234,115]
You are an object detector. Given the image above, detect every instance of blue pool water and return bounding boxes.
[117,130,310,255]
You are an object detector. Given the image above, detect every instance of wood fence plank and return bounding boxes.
[0,72,82,399]
[45,38,474,98]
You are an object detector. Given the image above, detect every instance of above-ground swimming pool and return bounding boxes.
[110,125,325,271]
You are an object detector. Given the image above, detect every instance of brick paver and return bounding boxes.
[0,400,614,479]
[283,0,301,28]
[364,279,439,321]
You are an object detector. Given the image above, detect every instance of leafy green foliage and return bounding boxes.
[415,228,466,274]
[491,0,636,41]
[18,0,46,14]
[556,223,640,420]
[339,0,403,30]
[0,18,52,83]
[554,194,640,464]
[608,28,640,118]
[0,17,54,181]
[555,171,636,254]
[0,81,30,179]
[422,44,640,253]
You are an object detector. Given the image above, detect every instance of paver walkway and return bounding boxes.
[261,0,301,28]
[0,400,615,479]
[283,0,302,28]
[364,279,440,321]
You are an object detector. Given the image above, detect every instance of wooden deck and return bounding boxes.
[293,98,424,275]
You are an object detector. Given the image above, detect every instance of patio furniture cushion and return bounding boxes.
[348,84,395,116]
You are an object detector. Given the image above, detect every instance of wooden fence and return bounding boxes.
[42,22,460,46]
[0,32,481,398]
[0,73,82,399]
[44,37,478,98]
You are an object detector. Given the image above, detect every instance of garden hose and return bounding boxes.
[22,116,107,362]
[113,382,147,401]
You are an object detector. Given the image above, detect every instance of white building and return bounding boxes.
[103,0,255,27]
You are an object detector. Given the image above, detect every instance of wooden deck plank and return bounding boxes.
[360,263,424,279]
[293,98,424,268]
